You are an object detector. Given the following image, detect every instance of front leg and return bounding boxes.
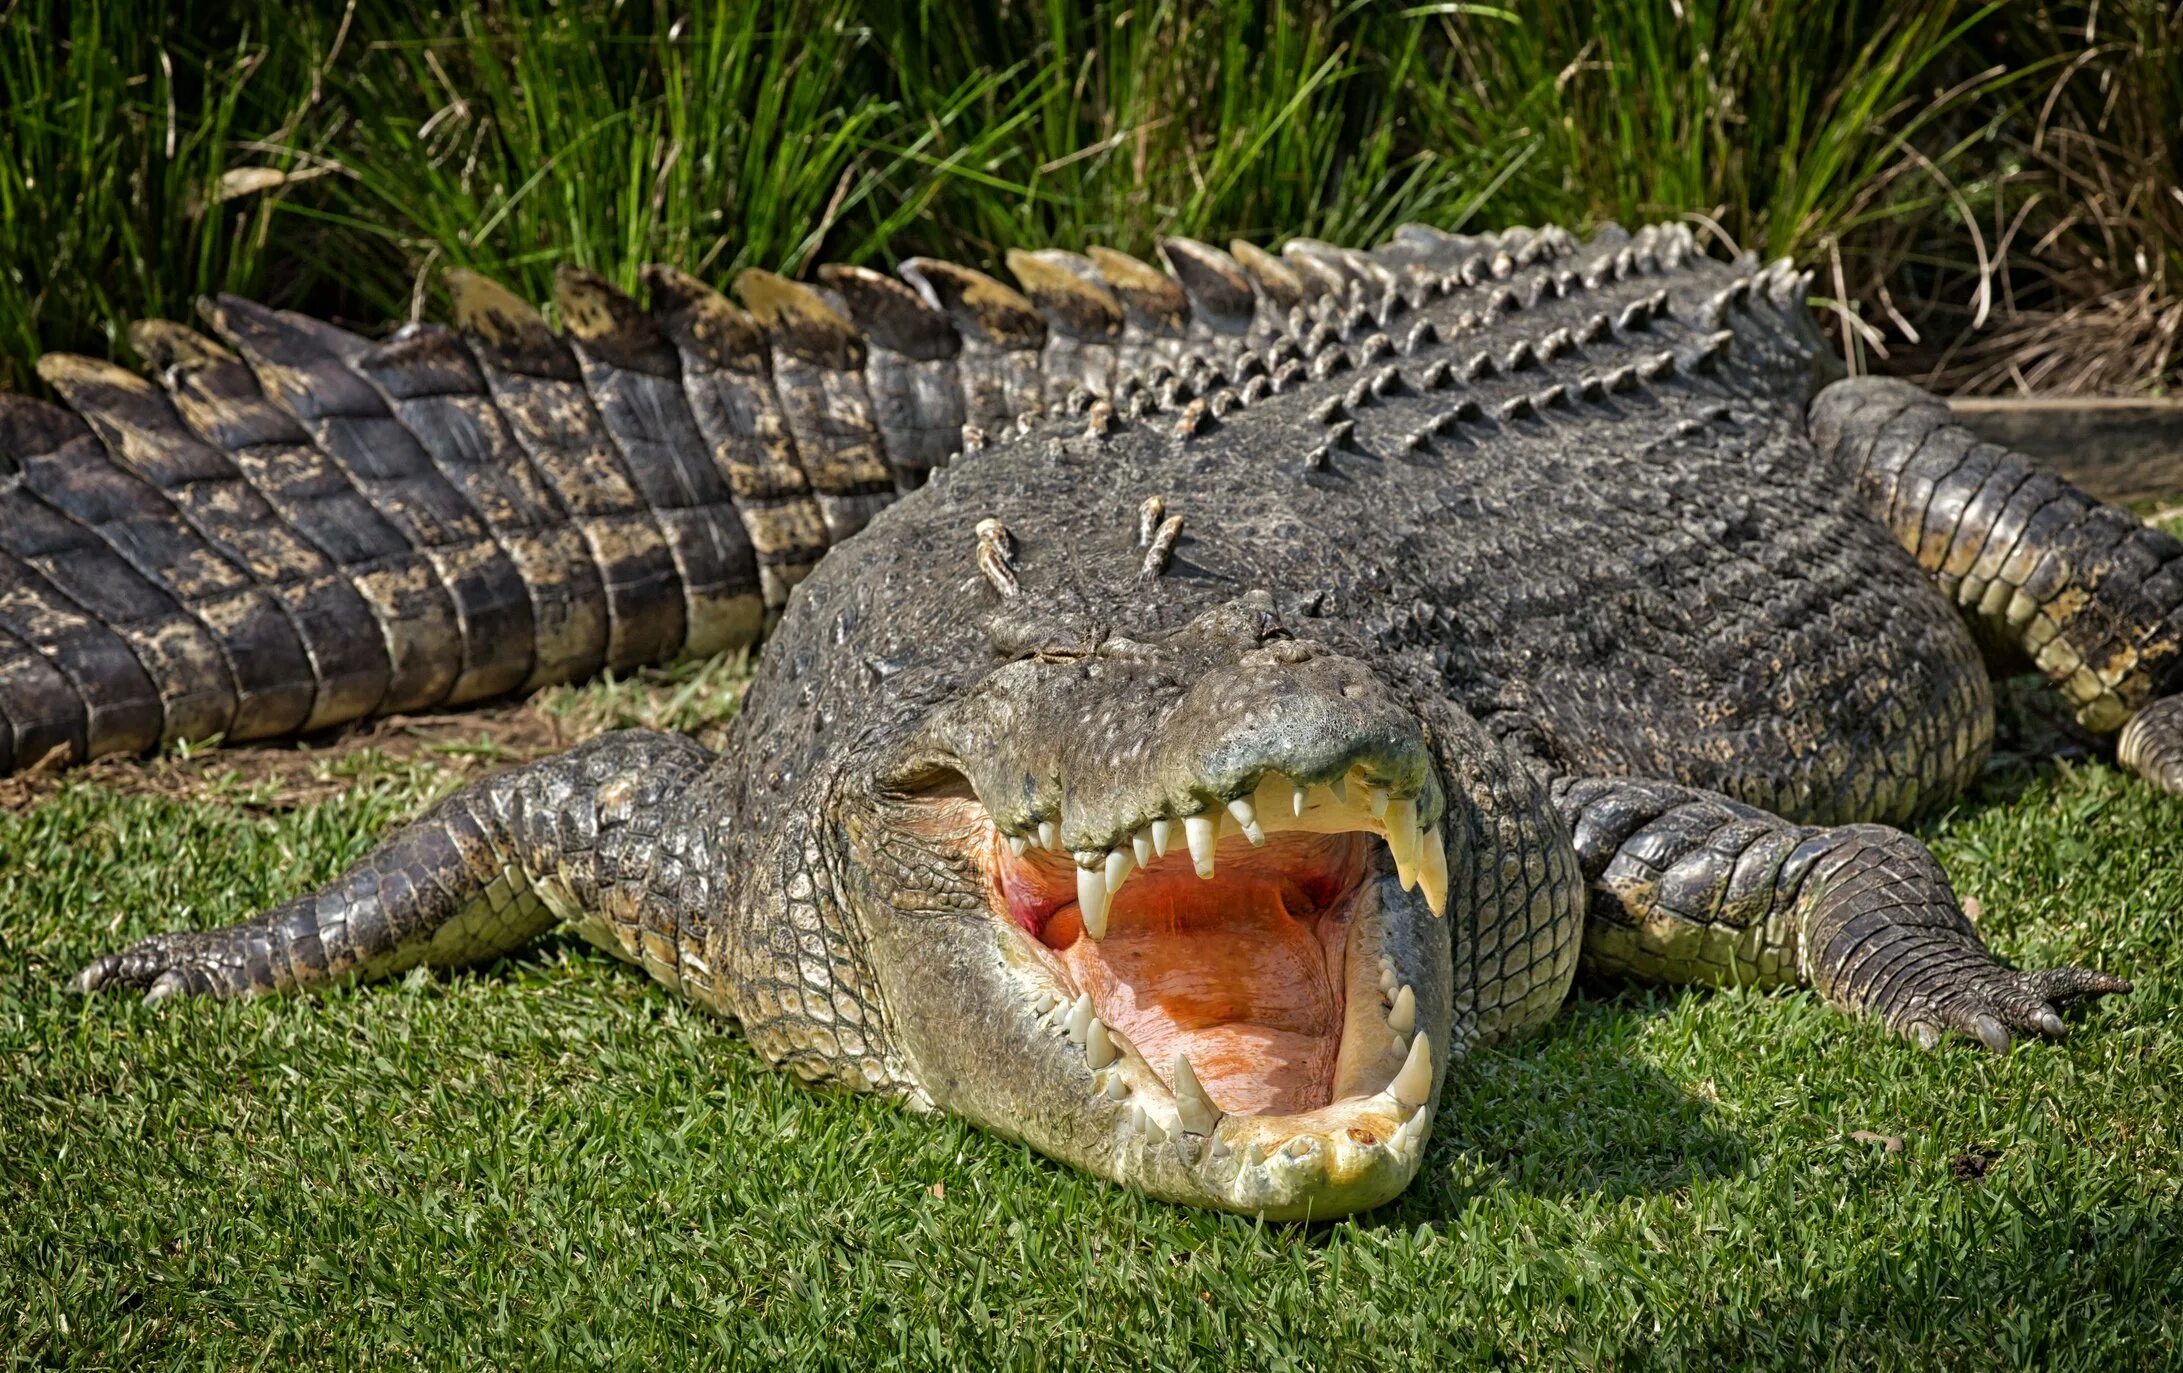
[1552,775,2129,1051]
[75,730,725,1005]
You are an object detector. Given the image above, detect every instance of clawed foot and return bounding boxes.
[73,930,254,1003]
[1882,960,2130,1054]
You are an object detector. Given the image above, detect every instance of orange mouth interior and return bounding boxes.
[998,832,1370,1116]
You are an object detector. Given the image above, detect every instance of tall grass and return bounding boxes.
[2,0,2176,394]
[303,2,1033,317]
[0,0,333,389]
[1921,0,2183,394]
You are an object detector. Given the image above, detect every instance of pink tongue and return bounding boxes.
[1053,879,1341,1116]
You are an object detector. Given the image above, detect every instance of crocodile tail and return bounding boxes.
[0,266,789,774]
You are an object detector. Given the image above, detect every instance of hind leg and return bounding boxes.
[1810,378,2183,788]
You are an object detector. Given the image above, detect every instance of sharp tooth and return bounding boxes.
[1384,797,1420,889]
[1291,785,1307,817]
[1392,1113,1421,1153]
[1170,1053,1223,1135]
[1033,991,1060,1016]
[1085,1018,1118,1069]
[1390,1031,1433,1108]
[1389,984,1416,1035]
[1006,834,1027,857]
[1244,1142,1268,1166]
[1378,961,1398,995]
[1131,828,1153,867]
[1102,1073,1130,1101]
[1226,796,1265,846]
[1419,823,1449,918]
[1150,818,1174,857]
[1076,866,1111,939]
[1209,1136,1233,1162]
[1367,785,1390,818]
[1065,991,1095,1042]
[1329,774,1350,805]
[1105,846,1134,895]
[1038,819,1058,850]
[1184,813,1218,878]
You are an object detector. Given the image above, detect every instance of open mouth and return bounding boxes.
[932,766,1451,1207]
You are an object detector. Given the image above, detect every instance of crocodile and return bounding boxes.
[18,221,2157,1217]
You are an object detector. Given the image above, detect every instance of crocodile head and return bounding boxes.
[839,593,1455,1218]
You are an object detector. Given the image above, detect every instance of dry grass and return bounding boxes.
[1908,0,2183,395]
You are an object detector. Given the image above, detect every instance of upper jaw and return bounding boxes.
[1010,765,1452,937]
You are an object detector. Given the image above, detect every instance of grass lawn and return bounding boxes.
[2,662,2178,1370]
[6,3,2182,1366]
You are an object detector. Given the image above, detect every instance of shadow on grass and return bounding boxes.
[1371,988,1749,1227]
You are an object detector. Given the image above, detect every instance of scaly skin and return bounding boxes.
[36,221,2147,1216]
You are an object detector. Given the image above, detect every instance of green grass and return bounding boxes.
[3,675,2178,1369]
[6,3,2183,1365]
[12,0,2179,393]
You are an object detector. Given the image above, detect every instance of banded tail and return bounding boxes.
[0,223,1621,775]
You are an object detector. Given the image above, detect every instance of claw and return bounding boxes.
[2031,1007,2068,1038]
[144,971,185,1005]
[1909,1021,1943,1052]
[1969,1013,2011,1054]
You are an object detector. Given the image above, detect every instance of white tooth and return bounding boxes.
[1378,962,1398,995]
[1390,1031,1433,1108]
[1170,1053,1223,1135]
[1105,846,1134,894]
[1038,819,1058,850]
[1076,866,1110,939]
[1384,797,1420,889]
[1209,1136,1233,1162]
[1184,813,1218,878]
[1102,1073,1130,1101]
[1329,774,1349,805]
[1368,785,1390,818]
[1085,1018,1118,1069]
[1034,991,1060,1016]
[1244,1142,1268,1167]
[1389,984,1416,1035]
[1006,834,1028,857]
[1419,823,1449,918]
[1150,818,1174,857]
[1065,991,1095,1043]
[1227,797,1265,846]
[1392,1113,1421,1153]
[1292,786,1307,817]
[1131,828,1153,867]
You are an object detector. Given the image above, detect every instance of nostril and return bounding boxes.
[1266,640,1314,665]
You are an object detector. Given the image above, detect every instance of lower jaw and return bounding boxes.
[1017,873,1444,1218]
